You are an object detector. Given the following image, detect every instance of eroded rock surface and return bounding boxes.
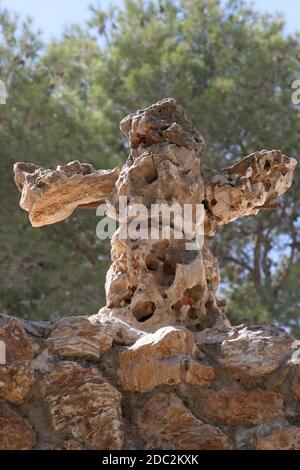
[40,362,123,450]
[291,366,300,399]
[218,324,295,377]
[118,326,214,392]
[46,316,113,359]
[89,312,145,345]
[203,149,297,226]
[0,400,36,450]
[197,388,284,426]
[136,393,232,450]
[0,315,299,449]
[0,316,34,405]
[14,160,119,227]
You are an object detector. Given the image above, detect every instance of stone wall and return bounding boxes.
[1,313,300,450]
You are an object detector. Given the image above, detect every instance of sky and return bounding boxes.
[0,0,299,40]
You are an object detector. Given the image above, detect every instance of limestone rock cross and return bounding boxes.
[14,98,297,332]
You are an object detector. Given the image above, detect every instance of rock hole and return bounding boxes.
[132,301,156,322]
[145,256,159,271]
[162,260,176,275]
[188,307,198,319]
[145,173,158,184]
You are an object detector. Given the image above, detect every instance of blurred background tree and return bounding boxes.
[0,0,299,334]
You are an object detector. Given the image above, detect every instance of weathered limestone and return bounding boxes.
[118,326,214,392]
[50,439,83,450]
[0,400,36,450]
[8,99,299,450]
[40,362,123,450]
[0,316,34,405]
[291,366,300,399]
[89,312,145,345]
[136,393,232,450]
[197,388,284,426]
[46,316,113,360]
[14,160,119,227]
[0,314,299,449]
[203,149,296,226]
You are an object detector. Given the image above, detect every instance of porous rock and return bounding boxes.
[14,160,119,227]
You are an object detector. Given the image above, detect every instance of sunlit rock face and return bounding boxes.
[8,99,299,450]
[1,314,300,450]
[103,100,295,332]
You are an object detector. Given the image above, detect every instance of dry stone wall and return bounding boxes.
[1,314,300,450]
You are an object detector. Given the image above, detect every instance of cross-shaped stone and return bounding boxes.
[14,98,297,332]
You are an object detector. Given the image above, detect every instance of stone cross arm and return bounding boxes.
[202,149,296,232]
[12,99,298,332]
[14,161,120,227]
[14,150,296,230]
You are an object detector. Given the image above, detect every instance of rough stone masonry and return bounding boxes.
[1,98,299,450]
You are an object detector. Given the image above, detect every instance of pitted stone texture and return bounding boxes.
[255,426,300,450]
[41,362,123,450]
[46,316,113,360]
[14,99,297,333]
[118,326,214,392]
[105,99,227,331]
[119,98,206,158]
[14,160,119,227]
[203,150,297,225]
[218,325,295,378]
[0,400,36,450]
[136,393,231,450]
[0,316,34,405]
[198,388,284,426]
[109,144,205,217]
[104,234,226,332]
